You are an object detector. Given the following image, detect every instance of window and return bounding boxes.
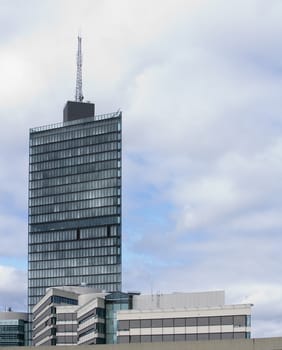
[221,316,233,325]
[152,335,162,342]
[163,318,173,327]
[152,319,162,328]
[140,319,151,328]
[129,320,140,328]
[186,317,197,327]
[118,336,129,344]
[210,333,221,340]
[51,295,77,305]
[187,334,197,341]
[198,317,209,326]
[209,316,221,326]
[234,315,246,327]
[198,333,209,340]
[140,335,151,343]
[118,320,129,331]
[130,335,140,343]
[175,334,185,341]
[163,334,174,342]
[221,332,233,339]
[234,332,246,339]
[50,306,56,314]
[174,318,185,327]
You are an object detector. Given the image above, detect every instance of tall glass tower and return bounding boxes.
[28,102,122,329]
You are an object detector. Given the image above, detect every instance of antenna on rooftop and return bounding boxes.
[75,35,84,102]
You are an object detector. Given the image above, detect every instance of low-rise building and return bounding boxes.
[117,303,251,344]
[32,287,134,346]
[0,311,28,346]
[32,288,252,346]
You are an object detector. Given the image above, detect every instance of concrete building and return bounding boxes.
[32,288,251,346]
[0,311,28,346]
[117,291,251,344]
[28,101,122,340]
[32,286,134,346]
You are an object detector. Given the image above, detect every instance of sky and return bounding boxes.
[0,0,282,338]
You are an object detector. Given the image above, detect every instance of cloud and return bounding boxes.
[0,265,27,311]
[0,215,27,258]
[0,0,282,337]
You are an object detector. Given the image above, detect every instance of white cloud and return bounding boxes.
[0,0,282,337]
[0,215,27,258]
[0,266,26,311]
[228,283,282,337]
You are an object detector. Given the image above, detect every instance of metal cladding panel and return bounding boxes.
[132,291,225,310]
[63,101,95,122]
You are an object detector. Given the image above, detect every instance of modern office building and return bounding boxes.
[0,311,28,346]
[32,288,251,346]
[28,101,122,342]
[32,286,134,346]
[117,291,251,344]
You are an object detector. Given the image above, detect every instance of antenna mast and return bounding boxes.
[75,36,84,102]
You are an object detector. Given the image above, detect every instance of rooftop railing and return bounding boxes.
[30,110,121,133]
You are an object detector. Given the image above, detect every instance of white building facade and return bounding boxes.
[32,288,251,346]
[117,292,251,344]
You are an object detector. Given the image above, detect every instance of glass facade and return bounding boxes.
[117,332,251,343]
[0,319,28,346]
[28,111,122,322]
[105,292,132,344]
[118,315,250,331]
[117,314,251,344]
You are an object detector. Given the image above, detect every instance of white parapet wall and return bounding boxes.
[132,290,225,310]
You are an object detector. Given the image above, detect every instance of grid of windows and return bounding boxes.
[30,119,120,146]
[117,332,251,344]
[29,170,120,190]
[105,292,131,344]
[50,295,78,305]
[30,141,120,163]
[0,320,27,346]
[29,159,120,181]
[29,226,119,244]
[117,315,250,344]
[28,113,122,323]
[118,315,249,330]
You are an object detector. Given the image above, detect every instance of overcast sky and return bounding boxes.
[0,0,282,338]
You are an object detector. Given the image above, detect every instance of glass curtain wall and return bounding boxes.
[28,113,122,342]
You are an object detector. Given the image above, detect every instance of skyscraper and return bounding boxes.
[27,102,122,337]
